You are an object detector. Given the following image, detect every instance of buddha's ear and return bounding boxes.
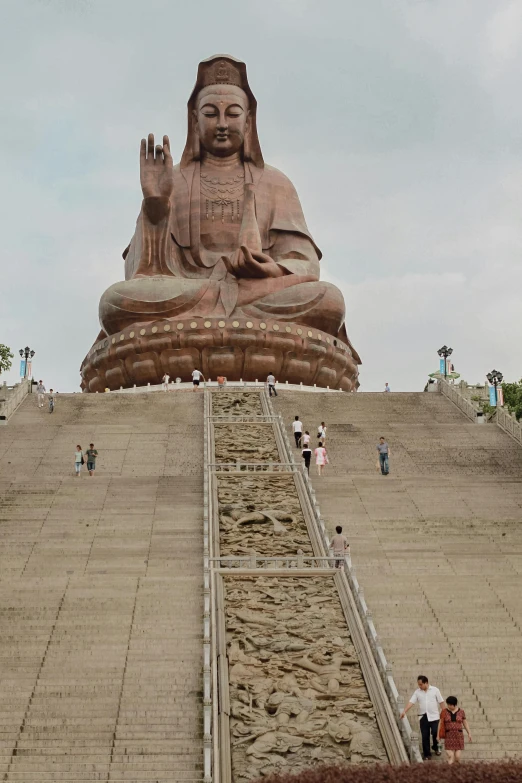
[191,109,201,161]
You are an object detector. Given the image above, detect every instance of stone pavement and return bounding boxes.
[0,391,204,781]
[274,390,522,762]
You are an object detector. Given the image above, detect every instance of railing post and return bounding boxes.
[203,729,212,783]
[409,731,419,761]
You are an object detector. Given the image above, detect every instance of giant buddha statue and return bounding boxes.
[80,55,361,391]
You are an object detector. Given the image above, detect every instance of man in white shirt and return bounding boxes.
[36,380,46,408]
[162,373,170,391]
[266,373,277,397]
[191,368,205,391]
[317,421,327,443]
[400,675,444,760]
[292,416,303,448]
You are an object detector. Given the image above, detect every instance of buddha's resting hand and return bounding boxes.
[222,245,286,279]
[140,133,175,201]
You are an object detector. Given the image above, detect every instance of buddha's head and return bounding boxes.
[193,84,250,158]
[181,55,263,168]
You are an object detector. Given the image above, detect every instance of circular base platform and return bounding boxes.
[80,316,360,393]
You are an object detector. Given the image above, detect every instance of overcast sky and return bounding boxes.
[1,0,521,392]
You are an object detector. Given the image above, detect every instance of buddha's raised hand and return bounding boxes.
[140,134,174,200]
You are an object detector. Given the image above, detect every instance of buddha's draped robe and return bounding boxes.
[99,160,349,342]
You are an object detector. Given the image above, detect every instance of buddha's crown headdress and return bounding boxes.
[200,58,243,88]
[180,54,263,169]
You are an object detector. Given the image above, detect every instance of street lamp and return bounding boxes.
[437,345,453,379]
[18,346,35,380]
[486,370,503,387]
[486,370,503,406]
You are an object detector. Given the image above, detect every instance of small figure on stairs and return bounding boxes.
[377,437,390,475]
[314,441,328,476]
[74,445,84,478]
[86,443,98,477]
[400,675,444,761]
[266,373,277,397]
[438,695,472,765]
[301,443,312,474]
[292,415,303,448]
[36,380,46,408]
[192,368,205,391]
[330,525,349,568]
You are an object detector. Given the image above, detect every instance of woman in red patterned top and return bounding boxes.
[438,695,472,764]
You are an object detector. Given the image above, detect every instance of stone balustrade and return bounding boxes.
[210,554,333,570]
[0,378,31,423]
[439,376,522,445]
[103,380,345,394]
[438,377,477,421]
[496,404,522,445]
[208,461,298,473]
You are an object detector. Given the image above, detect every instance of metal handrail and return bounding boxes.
[4,778,207,782]
[208,461,297,472]
[209,555,336,569]
[208,415,279,421]
[202,391,214,783]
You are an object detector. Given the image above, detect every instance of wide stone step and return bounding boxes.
[0,394,204,781]
[272,389,522,761]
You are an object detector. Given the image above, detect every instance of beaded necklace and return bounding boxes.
[201,169,245,223]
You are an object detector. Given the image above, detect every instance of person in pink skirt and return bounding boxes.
[438,696,472,764]
[314,441,328,476]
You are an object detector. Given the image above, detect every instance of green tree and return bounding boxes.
[502,379,522,420]
[0,344,13,376]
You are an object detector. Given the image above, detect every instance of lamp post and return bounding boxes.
[486,369,503,406]
[19,347,35,380]
[437,345,453,379]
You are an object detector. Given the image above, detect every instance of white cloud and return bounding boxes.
[486,1,522,67]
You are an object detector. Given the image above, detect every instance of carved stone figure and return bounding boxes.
[80,55,361,391]
[217,474,313,558]
[224,577,387,780]
[212,391,263,417]
[214,423,280,464]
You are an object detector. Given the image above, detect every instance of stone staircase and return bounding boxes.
[273,390,522,762]
[0,392,204,782]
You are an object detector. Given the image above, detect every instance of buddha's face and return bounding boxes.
[195,85,249,157]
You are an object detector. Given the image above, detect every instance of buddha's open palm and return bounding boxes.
[140,134,174,199]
